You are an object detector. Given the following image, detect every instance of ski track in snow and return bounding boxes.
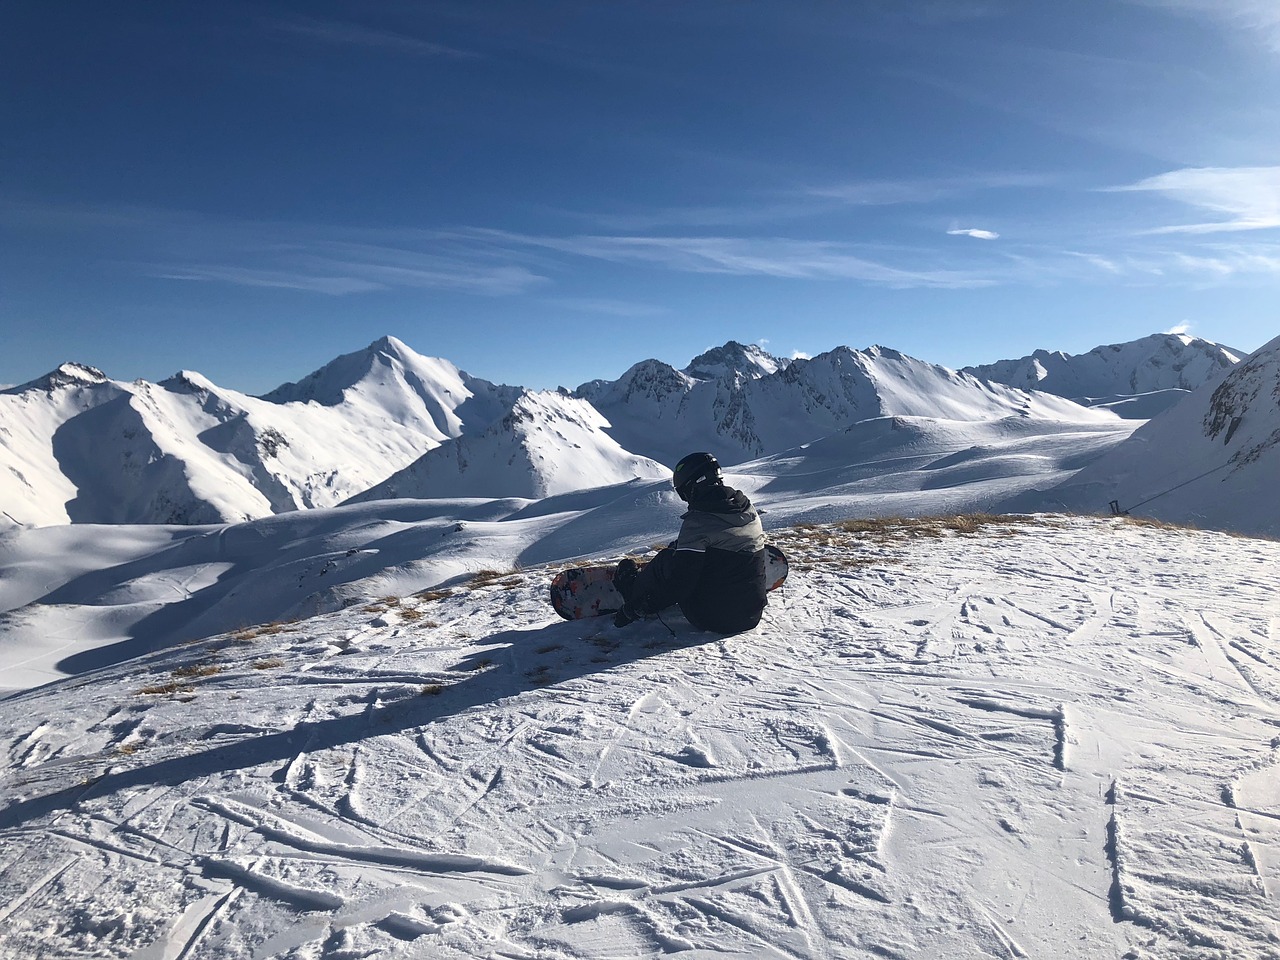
[0,517,1278,958]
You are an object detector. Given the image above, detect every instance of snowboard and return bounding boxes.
[549,544,789,621]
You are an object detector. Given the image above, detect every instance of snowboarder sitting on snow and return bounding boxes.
[612,452,768,634]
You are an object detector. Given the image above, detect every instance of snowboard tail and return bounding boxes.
[549,544,789,621]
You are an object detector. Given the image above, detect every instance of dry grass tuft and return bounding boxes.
[421,683,444,696]
[469,568,519,587]
[364,595,403,614]
[830,514,1039,538]
[229,620,294,642]
[171,662,224,680]
[251,658,285,670]
[1117,515,1199,533]
[413,588,453,602]
[771,514,1049,571]
[138,680,195,696]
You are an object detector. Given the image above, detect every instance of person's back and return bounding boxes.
[614,452,769,634]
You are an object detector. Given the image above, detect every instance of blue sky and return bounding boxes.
[3,1,1280,393]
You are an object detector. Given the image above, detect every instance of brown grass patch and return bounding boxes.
[1118,515,1199,533]
[229,620,293,642]
[413,588,453,602]
[421,683,444,696]
[138,681,195,696]
[171,663,224,679]
[830,514,1039,538]
[469,569,518,587]
[251,658,285,670]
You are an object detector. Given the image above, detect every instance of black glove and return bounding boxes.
[613,603,639,628]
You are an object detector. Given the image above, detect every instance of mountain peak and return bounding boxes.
[684,341,786,381]
[368,334,415,360]
[8,362,109,394]
[260,336,450,406]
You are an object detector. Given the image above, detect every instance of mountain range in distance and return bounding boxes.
[0,330,1267,535]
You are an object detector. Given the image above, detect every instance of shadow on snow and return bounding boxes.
[1,612,724,831]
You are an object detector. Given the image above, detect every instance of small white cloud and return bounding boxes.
[757,338,770,345]
[791,350,811,360]
[947,228,1000,240]
[1164,322,1193,335]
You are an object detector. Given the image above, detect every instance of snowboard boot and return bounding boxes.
[613,557,639,602]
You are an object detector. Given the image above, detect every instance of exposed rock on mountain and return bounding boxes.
[682,340,788,381]
[1019,335,1280,537]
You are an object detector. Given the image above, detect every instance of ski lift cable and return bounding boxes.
[1110,460,1233,515]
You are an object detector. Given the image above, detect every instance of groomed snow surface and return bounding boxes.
[2,515,1278,959]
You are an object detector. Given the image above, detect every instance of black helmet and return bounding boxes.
[672,451,721,501]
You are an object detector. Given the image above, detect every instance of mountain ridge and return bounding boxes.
[0,331,1247,528]
[963,332,1242,405]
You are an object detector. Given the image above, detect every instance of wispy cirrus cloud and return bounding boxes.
[576,173,1051,231]
[545,297,667,318]
[948,227,1000,240]
[149,265,383,295]
[153,243,547,297]
[1111,166,1280,234]
[477,229,998,289]
[1134,0,1280,52]
[268,15,481,60]
[1,201,550,296]
[807,172,1051,207]
[7,198,1000,294]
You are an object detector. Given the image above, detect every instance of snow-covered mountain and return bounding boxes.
[964,333,1242,416]
[347,390,670,501]
[682,339,789,380]
[0,330,1253,529]
[0,337,520,526]
[1025,334,1280,536]
[578,343,1117,465]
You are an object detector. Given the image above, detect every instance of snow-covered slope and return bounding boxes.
[1028,334,1280,536]
[0,416,1140,693]
[2,516,1277,959]
[739,414,1136,524]
[0,338,519,526]
[964,333,1243,414]
[579,343,1117,465]
[347,391,670,502]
